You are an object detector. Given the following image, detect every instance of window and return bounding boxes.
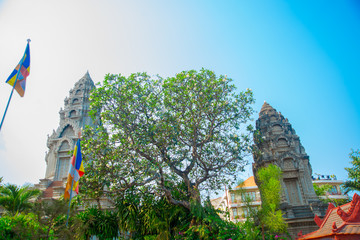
[58,141,70,157]
[232,208,238,217]
[278,138,288,147]
[272,124,283,134]
[55,158,70,181]
[243,207,258,218]
[59,125,75,137]
[328,186,338,195]
[55,141,71,181]
[69,110,76,118]
[243,191,256,201]
[243,208,249,217]
[231,193,235,202]
[59,141,70,151]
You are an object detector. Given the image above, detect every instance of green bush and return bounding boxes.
[0,213,47,240]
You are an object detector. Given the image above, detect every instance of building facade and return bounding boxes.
[211,176,262,222]
[211,175,347,223]
[312,174,348,203]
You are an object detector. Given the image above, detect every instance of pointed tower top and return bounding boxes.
[83,70,91,80]
[259,101,277,117]
[76,71,95,88]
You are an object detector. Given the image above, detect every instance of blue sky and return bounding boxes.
[0,0,358,188]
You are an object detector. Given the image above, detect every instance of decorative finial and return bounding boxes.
[83,71,91,79]
[332,221,337,230]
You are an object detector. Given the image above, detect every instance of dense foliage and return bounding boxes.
[312,183,350,206]
[0,194,288,239]
[82,69,254,209]
[77,207,119,239]
[0,213,44,240]
[32,199,80,239]
[257,164,287,238]
[0,184,40,215]
[0,197,81,239]
[313,183,332,197]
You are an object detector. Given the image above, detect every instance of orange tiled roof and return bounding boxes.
[235,176,257,188]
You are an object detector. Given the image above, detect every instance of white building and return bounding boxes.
[211,175,348,223]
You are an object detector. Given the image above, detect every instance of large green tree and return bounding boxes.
[0,184,40,215]
[83,69,254,210]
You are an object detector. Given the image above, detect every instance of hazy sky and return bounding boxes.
[0,0,359,187]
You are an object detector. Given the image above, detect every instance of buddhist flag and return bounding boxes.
[64,139,85,200]
[6,42,30,97]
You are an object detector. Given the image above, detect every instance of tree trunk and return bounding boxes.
[189,185,202,227]
[189,185,201,203]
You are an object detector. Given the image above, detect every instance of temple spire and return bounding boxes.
[259,101,276,117]
[83,71,91,80]
[253,102,326,238]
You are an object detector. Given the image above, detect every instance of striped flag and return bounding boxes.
[64,139,85,200]
[6,42,30,97]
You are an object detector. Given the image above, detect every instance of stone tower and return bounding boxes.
[36,72,97,198]
[252,102,326,237]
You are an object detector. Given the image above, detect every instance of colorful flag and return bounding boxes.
[64,139,85,200]
[6,42,30,97]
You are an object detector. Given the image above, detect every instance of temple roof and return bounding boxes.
[298,194,360,239]
[73,71,95,89]
[259,101,277,117]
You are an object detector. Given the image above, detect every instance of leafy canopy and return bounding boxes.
[0,184,40,216]
[83,69,254,209]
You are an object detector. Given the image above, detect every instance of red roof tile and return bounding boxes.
[298,194,360,240]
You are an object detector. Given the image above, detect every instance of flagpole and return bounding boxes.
[66,132,81,227]
[0,39,30,132]
[65,167,76,227]
[0,83,18,131]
